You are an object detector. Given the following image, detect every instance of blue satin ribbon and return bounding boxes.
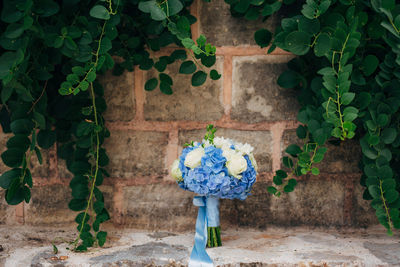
[188,196,215,267]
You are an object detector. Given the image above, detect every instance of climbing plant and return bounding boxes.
[224,0,400,235]
[0,0,219,251]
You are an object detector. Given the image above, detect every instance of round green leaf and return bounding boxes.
[362,55,379,76]
[277,70,301,88]
[0,168,21,189]
[6,134,30,151]
[89,5,110,20]
[96,231,107,247]
[37,130,56,149]
[298,18,320,36]
[1,148,25,168]
[191,71,207,86]
[210,70,221,80]
[159,73,172,85]
[381,128,397,144]
[179,61,196,74]
[69,199,87,211]
[285,31,311,55]
[144,78,158,91]
[254,29,272,48]
[285,144,302,156]
[385,189,399,204]
[200,55,216,68]
[160,82,173,95]
[10,119,34,135]
[314,33,331,57]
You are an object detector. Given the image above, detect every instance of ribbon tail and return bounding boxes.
[189,197,214,267]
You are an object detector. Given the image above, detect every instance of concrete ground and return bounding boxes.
[0,225,399,267]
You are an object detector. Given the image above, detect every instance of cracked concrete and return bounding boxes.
[0,225,399,266]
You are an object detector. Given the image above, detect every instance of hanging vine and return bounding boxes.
[0,0,219,251]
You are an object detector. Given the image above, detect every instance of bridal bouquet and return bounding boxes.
[171,125,257,265]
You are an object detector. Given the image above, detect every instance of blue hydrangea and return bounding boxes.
[177,144,257,200]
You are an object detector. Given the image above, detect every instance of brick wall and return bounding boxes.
[0,0,377,230]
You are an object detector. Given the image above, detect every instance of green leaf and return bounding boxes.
[6,134,30,151]
[385,189,399,204]
[341,92,355,105]
[267,186,277,195]
[210,70,221,80]
[282,156,293,168]
[69,199,87,211]
[94,201,104,214]
[285,31,311,55]
[170,50,187,60]
[200,55,216,68]
[296,125,307,139]
[33,112,46,129]
[159,73,173,85]
[382,179,396,192]
[10,119,34,135]
[377,114,389,127]
[97,231,107,247]
[283,184,294,193]
[0,168,21,189]
[285,144,302,156]
[273,175,283,185]
[163,0,184,16]
[368,135,380,146]
[5,23,25,39]
[362,55,379,76]
[1,148,25,168]
[35,147,42,164]
[381,128,397,144]
[179,61,196,74]
[298,18,320,36]
[145,78,158,91]
[368,185,380,199]
[254,29,272,48]
[182,38,195,48]
[277,70,301,88]
[160,82,173,95]
[37,130,56,149]
[89,5,110,20]
[191,71,207,86]
[1,85,14,103]
[314,33,331,57]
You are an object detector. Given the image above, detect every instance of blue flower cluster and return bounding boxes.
[178,144,257,200]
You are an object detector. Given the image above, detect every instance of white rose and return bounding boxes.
[226,152,247,179]
[235,142,254,156]
[222,147,236,161]
[214,136,233,149]
[171,159,183,182]
[184,147,205,169]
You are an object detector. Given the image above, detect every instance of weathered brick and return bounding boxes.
[352,182,379,227]
[123,184,196,231]
[0,190,17,225]
[199,0,278,46]
[25,185,74,225]
[221,177,347,228]
[178,128,273,172]
[103,130,169,178]
[231,56,299,123]
[281,130,361,173]
[99,70,135,121]
[144,58,224,121]
[268,177,346,226]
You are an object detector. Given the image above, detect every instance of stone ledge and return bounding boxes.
[1,225,396,266]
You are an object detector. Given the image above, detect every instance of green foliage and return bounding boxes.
[226,0,400,236]
[0,0,219,251]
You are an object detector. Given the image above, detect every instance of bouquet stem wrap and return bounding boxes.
[189,196,221,267]
[205,196,221,248]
